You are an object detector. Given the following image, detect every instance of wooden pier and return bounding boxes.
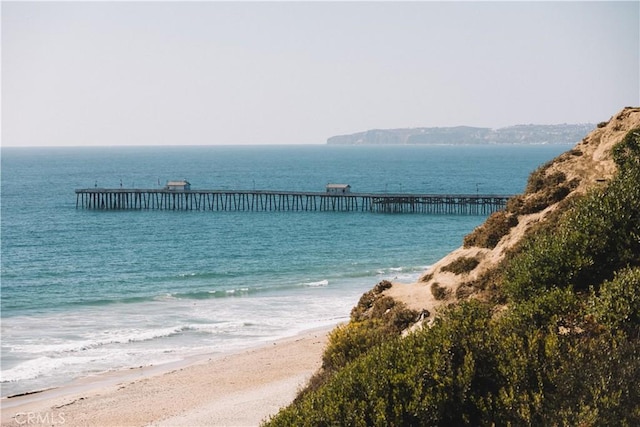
[75,189,511,215]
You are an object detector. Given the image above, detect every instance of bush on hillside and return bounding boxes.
[431,282,450,300]
[526,166,566,194]
[502,163,580,215]
[267,302,499,426]
[420,272,434,283]
[441,256,480,275]
[589,267,640,338]
[521,182,576,214]
[612,128,640,170]
[267,283,640,426]
[327,288,417,373]
[351,280,393,321]
[492,289,640,426]
[464,210,518,249]
[295,293,418,403]
[268,294,640,426]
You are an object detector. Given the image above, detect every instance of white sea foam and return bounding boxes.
[304,279,329,287]
[0,278,371,397]
[1,355,93,383]
[9,326,190,355]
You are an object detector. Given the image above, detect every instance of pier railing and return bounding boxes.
[75,189,512,215]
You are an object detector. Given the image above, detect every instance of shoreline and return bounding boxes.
[1,326,332,427]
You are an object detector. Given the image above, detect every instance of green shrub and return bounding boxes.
[294,295,419,404]
[491,303,640,426]
[455,282,477,299]
[322,320,390,372]
[519,182,575,214]
[385,302,419,333]
[441,256,480,275]
[612,128,640,171]
[326,295,417,372]
[550,329,640,425]
[526,166,566,194]
[589,267,640,338]
[373,279,393,293]
[506,162,580,215]
[431,282,450,300]
[505,194,524,214]
[420,272,434,283]
[351,280,392,321]
[497,287,583,334]
[266,302,498,427]
[266,291,640,427]
[464,210,518,248]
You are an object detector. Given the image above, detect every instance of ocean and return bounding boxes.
[0,144,570,397]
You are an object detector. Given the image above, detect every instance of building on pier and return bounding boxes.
[326,184,351,194]
[164,180,191,191]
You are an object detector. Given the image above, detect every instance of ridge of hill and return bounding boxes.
[327,123,595,145]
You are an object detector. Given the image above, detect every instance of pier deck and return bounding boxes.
[75,189,511,215]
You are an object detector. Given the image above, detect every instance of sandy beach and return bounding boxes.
[1,328,329,427]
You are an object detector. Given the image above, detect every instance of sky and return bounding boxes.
[2,1,639,147]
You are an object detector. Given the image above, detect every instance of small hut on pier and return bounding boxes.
[326,184,351,194]
[164,180,191,191]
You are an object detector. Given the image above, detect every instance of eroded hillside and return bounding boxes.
[385,107,640,318]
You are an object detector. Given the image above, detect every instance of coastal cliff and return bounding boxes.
[268,107,640,426]
[386,107,640,316]
[327,123,595,145]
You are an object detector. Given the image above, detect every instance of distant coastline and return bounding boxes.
[327,123,595,145]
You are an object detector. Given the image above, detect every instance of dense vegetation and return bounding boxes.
[265,128,640,426]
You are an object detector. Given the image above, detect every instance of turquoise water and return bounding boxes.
[0,144,570,397]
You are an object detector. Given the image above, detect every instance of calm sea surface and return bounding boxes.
[1,144,570,397]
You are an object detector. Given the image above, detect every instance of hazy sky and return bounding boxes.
[2,1,639,147]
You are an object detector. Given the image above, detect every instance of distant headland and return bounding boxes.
[327,123,595,145]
